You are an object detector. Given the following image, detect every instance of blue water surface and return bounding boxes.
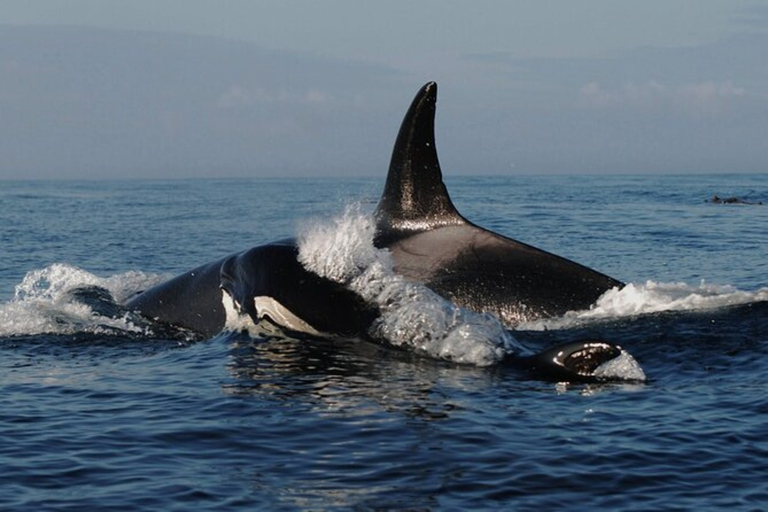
[1,174,767,510]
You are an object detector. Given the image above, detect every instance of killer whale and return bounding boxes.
[375,82,623,326]
[124,81,635,382]
[124,241,375,339]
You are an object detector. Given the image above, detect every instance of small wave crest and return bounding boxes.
[521,280,768,330]
[297,205,520,366]
[0,263,166,337]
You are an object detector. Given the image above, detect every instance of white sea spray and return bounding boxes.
[297,205,518,366]
[593,349,647,382]
[520,280,768,331]
[0,263,164,336]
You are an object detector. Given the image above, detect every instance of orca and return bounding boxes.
[374,81,623,326]
[124,81,637,382]
[124,241,375,339]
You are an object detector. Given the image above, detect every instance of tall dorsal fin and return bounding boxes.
[375,82,465,243]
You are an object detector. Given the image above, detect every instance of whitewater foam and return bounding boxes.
[594,349,647,381]
[520,280,768,330]
[0,263,166,337]
[297,205,519,366]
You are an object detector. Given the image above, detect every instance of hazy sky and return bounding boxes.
[1,1,767,179]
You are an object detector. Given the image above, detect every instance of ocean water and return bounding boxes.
[1,174,767,510]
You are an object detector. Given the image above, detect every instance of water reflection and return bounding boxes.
[221,328,500,420]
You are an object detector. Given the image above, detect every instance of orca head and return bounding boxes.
[220,253,259,327]
[374,82,466,247]
[219,244,379,338]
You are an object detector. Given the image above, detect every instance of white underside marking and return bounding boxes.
[221,290,259,334]
[253,296,324,337]
[221,290,324,337]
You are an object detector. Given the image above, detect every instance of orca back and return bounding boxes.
[373,81,624,326]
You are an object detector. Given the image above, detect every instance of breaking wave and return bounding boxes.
[298,205,520,366]
[0,263,167,337]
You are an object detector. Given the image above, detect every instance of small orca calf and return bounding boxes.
[125,82,637,382]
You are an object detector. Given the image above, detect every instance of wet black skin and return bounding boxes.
[375,81,623,326]
[124,82,631,382]
[125,242,375,339]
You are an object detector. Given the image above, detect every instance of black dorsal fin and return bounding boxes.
[374,82,465,244]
